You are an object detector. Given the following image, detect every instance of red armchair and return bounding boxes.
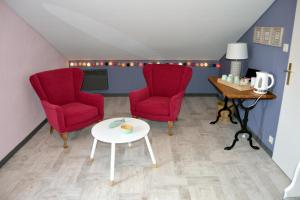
[129,64,192,135]
[30,68,104,148]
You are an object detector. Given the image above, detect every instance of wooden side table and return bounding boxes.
[208,77,276,150]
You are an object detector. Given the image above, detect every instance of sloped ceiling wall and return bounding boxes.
[5,0,274,60]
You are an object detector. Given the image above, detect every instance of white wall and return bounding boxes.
[5,0,274,60]
[0,1,67,161]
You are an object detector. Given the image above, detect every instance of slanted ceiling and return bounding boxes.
[5,0,274,60]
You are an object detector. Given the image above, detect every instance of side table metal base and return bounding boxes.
[210,97,237,124]
[224,99,260,150]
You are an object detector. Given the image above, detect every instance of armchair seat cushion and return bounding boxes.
[136,96,170,116]
[62,102,98,126]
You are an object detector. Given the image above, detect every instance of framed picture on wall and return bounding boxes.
[253,27,262,44]
[270,27,284,47]
[253,26,284,47]
[262,27,272,45]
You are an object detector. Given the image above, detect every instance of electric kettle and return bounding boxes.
[254,72,275,94]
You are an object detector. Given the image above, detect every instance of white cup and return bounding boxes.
[227,76,233,83]
[250,77,256,87]
[221,74,227,81]
[234,76,240,84]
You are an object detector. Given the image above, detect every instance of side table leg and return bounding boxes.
[210,97,237,124]
[225,100,260,150]
[90,138,98,160]
[224,130,242,150]
[247,132,260,150]
[144,136,157,168]
[110,143,115,186]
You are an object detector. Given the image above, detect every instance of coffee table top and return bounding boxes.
[91,117,150,143]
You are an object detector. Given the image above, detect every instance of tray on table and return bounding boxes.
[217,78,252,91]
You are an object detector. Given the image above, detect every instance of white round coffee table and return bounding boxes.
[90,117,157,185]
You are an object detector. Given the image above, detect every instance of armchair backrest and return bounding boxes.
[143,64,192,97]
[30,68,83,105]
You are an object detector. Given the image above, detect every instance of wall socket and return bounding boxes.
[269,135,274,145]
[283,43,289,53]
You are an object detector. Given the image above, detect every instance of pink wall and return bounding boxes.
[0,2,67,160]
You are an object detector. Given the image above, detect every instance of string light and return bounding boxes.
[68,60,217,68]
[138,62,144,67]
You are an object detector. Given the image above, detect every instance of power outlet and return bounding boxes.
[283,43,289,53]
[269,135,274,145]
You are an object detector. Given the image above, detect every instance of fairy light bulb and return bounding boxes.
[70,62,74,67]
[204,62,208,67]
[87,62,91,67]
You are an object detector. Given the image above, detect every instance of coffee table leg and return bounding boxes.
[110,143,115,186]
[90,138,98,160]
[144,136,157,167]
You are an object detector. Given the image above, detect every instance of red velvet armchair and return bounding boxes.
[129,64,192,135]
[30,68,104,148]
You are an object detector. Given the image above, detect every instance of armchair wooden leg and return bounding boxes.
[168,121,174,136]
[132,115,139,119]
[49,126,54,134]
[59,133,68,148]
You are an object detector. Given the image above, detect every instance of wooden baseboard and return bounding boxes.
[0,119,47,168]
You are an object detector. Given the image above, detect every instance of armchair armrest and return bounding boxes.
[78,92,104,118]
[41,100,66,132]
[169,91,185,120]
[129,87,150,113]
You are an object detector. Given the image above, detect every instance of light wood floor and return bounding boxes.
[0,97,290,200]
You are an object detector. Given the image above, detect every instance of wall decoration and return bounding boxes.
[253,26,284,47]
[262,27,272,45]
[68,60,221,69]
[270,27,284,47]
[253,27,262,44]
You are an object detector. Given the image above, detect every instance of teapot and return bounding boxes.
[253,72,275,94]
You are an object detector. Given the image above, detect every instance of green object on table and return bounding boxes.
[109,119,125,128]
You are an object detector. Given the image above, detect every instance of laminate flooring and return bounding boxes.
[0,97,291,200]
